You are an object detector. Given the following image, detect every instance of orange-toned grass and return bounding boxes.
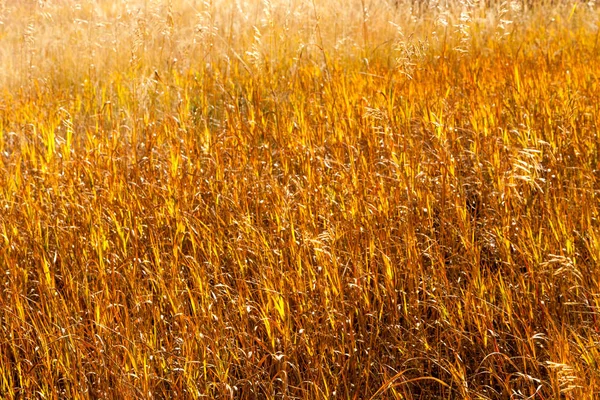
[1,0,599,398]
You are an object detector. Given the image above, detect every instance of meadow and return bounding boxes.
[1,0,599,398]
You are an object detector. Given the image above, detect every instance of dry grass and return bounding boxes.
[1,0,600,398]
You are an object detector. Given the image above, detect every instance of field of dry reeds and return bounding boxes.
[1,0,600,398]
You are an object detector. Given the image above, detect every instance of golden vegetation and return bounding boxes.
[1,0,600,398]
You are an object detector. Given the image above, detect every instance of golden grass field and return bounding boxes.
[1,0,600,398]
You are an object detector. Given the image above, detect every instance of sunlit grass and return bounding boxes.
[1,0,599,398]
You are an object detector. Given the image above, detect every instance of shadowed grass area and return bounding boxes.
[1,0,599,398]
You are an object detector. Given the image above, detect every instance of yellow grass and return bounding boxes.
[1,0,600,398]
